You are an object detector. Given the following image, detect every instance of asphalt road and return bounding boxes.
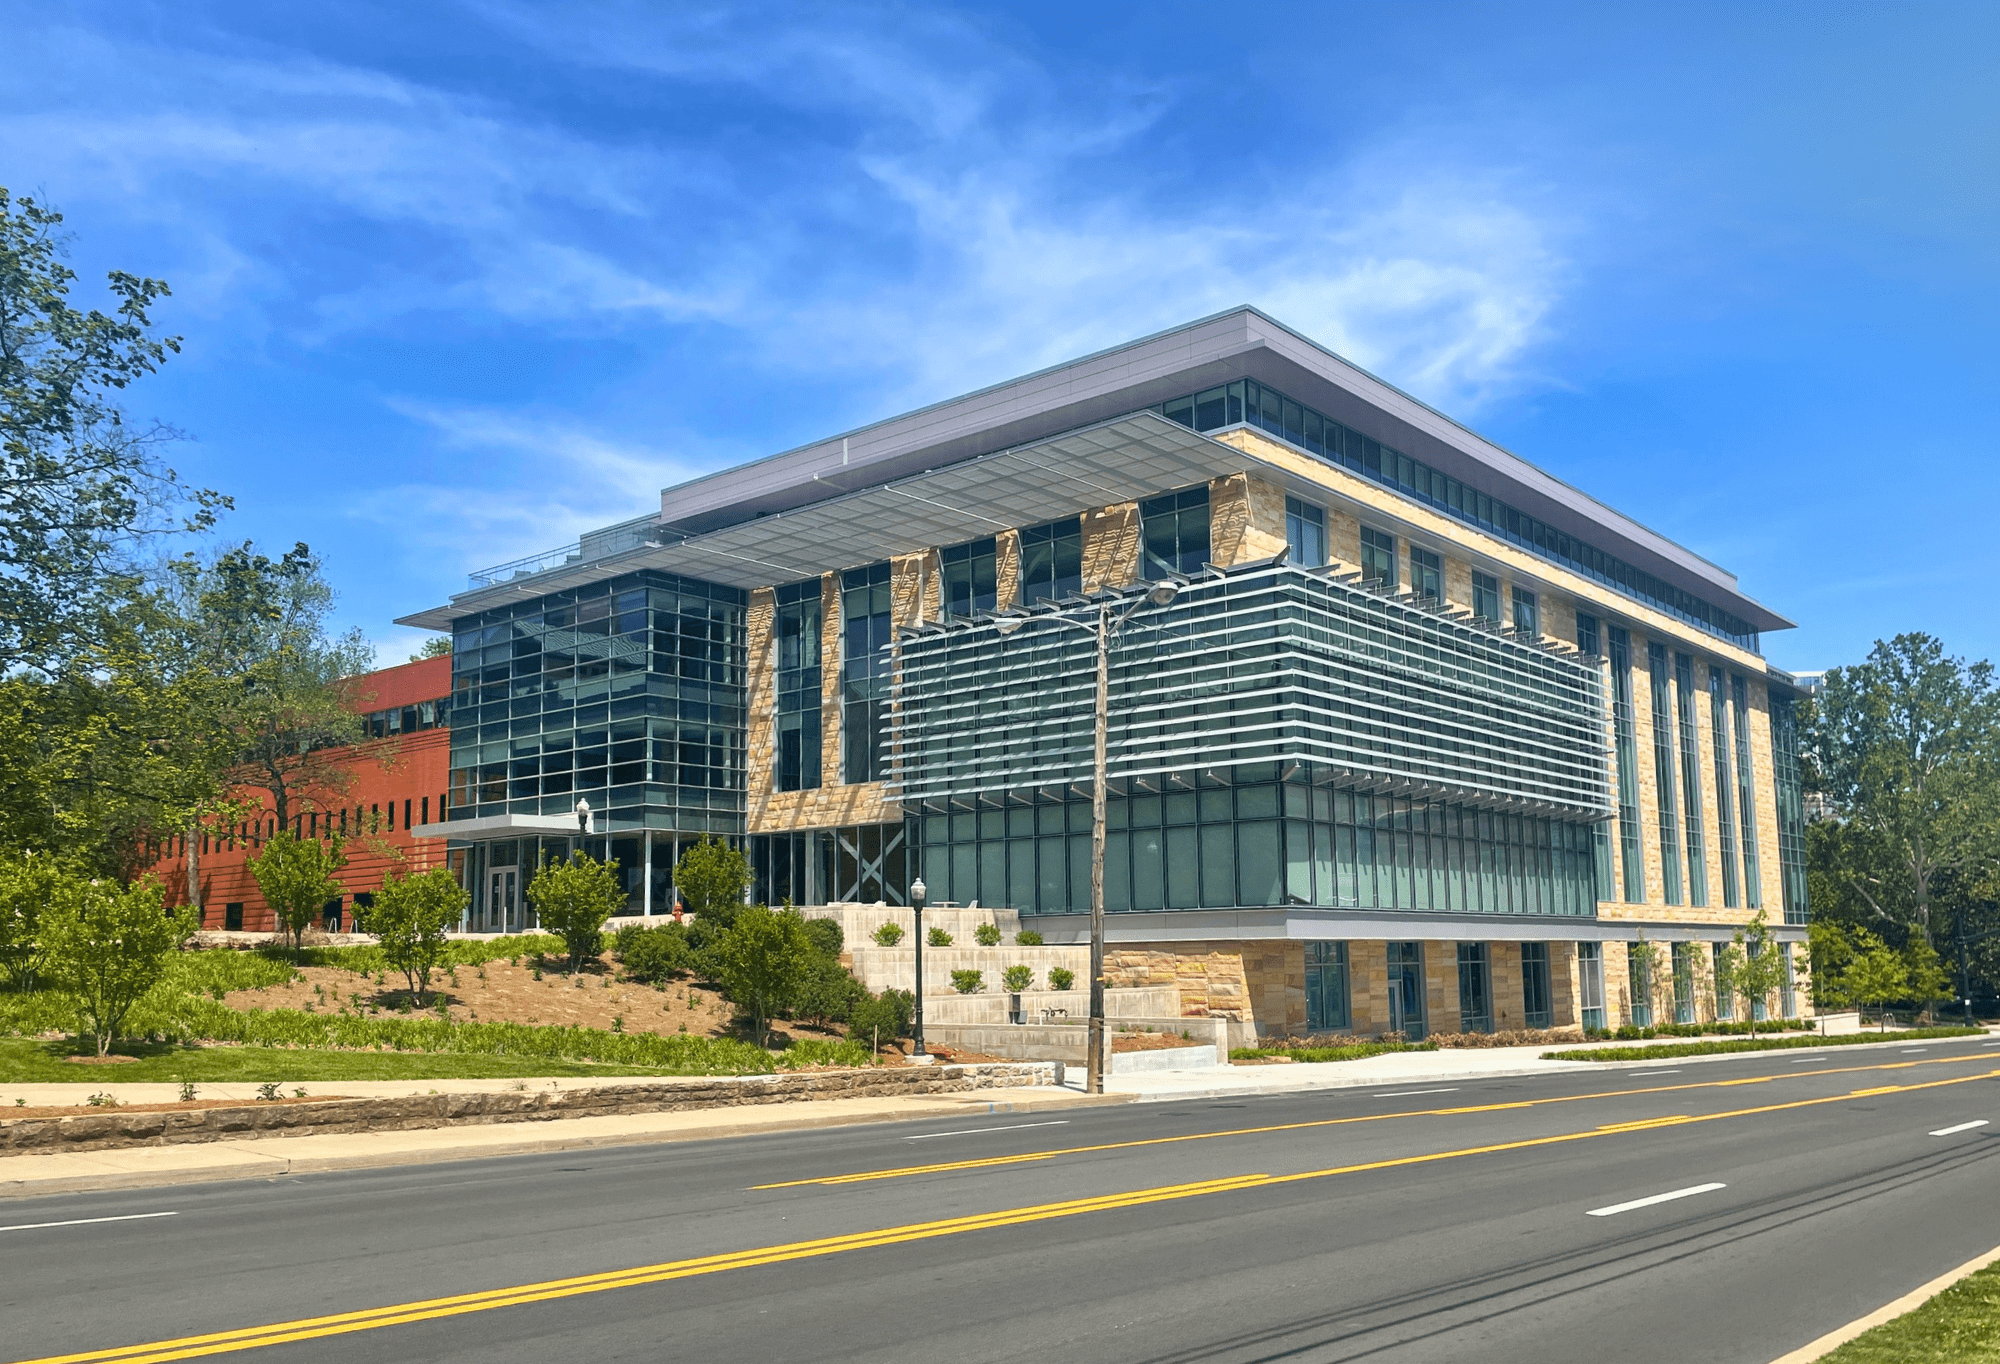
[6,1035,2000,1364]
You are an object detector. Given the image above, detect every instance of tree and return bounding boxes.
[1903,938,1951,1023]
[527,851,623,973]
[713,905,814,1045]
[41,873,191,1055]
[1809,920,1859,1011]
[673,838,749,930]
[0,188,227,676]
[247,831,345,957]
[1727,912,1791,1035]
[408,636,451,661]
[0,850,76,989]
[847,988,913,1053]
[367,867,465,1004]
[1844,931,1910,1030]
[1807,634,2000,949]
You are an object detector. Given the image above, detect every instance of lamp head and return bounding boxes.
[909,877,927,909]
[1146,581,1181,608]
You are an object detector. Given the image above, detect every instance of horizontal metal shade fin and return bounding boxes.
[889,563,1613,818]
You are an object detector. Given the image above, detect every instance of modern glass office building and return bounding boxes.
[401,307,1809,1035]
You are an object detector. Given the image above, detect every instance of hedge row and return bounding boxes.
[1543,1026,1985,1062]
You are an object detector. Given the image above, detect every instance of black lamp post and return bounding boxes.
[910,877,927,1061]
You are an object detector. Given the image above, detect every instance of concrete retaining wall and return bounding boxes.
[0,1063,1058,1157]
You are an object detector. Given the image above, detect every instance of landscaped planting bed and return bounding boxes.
[1542,1025,1984,1062]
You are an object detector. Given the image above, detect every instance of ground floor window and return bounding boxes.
[1457,942,1492,1033]
[1306,941,1350,1032]
[1627,945,1654,1028]
[1780,942,1797,1017]
[1712,941,1735,1020]
[1749,942,1769,1021]
[1387,941,1427,1040]
[1578,942,1605,1031]
[1522,942,1552,1028]
[1672,942,1697,1024]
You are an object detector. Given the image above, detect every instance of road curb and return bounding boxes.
[1767,1241,2000,1363]
[0,1088,1133,1199]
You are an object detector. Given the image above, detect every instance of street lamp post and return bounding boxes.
[997,580,1179,1095]
[909,877,928,1061]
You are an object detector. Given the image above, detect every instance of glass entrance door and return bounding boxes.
[488,868,518,934]
[1387,941,1426,1040]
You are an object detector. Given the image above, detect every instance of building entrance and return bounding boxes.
[488,867,519,934]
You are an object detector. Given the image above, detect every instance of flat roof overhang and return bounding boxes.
[411,814,585,841]
[399,410,1792,636]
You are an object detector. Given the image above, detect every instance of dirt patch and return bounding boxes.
[2,1095,352,1120]
[62,1054,140,1065]
[220,954,853,1043]
[1111,1031,1205,1053]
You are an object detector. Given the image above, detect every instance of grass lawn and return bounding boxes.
[1820,1261,2000,1363]
[0,1038,698,1085]
[1541,1026,1984,1062]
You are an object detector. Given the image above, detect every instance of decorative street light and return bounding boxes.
[995,578,1180,1094]
[909,876,928,1061]
[575,797,592,837]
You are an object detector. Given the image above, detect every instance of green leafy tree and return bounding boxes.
[1903,938,1952,1022]
[1808,920,1858,1010]
[713,905,814,1045]
[367,867,466,1004]
[614,922,694,983]
[0,850,76,989]
[801,916,843,958]
[41,874,191,1055]
[1844,931,1910,1030]
[0,188,227,677]
[408,636,452,661]
[1807,634,2000,949]
[1726,912,1791,1035]
[247,830,345,958]
[847,988,913,1052]
[673,837,749,930]
[527,850,623,973]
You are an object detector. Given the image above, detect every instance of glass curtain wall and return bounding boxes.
[774,580,821,792]
[1709,667,1739,908]
[1157,377,1760,650]
[1732,676,1763,908]
[1673,652,1708,906]
[1770,688,1809,925]
[1649,644,1684,905]
[841,563,893,784]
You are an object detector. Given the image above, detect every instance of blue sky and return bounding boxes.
[5,1,1996,672]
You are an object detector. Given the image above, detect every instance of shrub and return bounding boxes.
[713,906,816,1044]
[777,1038,874,1069]
[802,916,843,958]
[43,876,194,1056]
[848,988,914,1049]
[247,832,345,959]
[928,926,953,947]
[974,923,1002,947]
[526,852,624,972]
[1015,929,1043,946]
[367,868,467,1004]
[792,954,867,1028]
[1002,965,1034,992]
[674,837,750,931]
[616,924,695,983]
[1048,967,1075,990]
[871,922,904,946]
[950,969,984,994]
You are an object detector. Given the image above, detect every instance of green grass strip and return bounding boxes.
[0,1038,709,1085]
[1819,1260,2000,1363]
[1542,1026,1984,1062]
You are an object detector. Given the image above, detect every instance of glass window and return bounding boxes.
[1512,586,1539,636]
[1020,518,1082,604]
[1608,628,1644,902]
[1626,945,1654,1027]
[1458,942,1493,1033]
[1578,942,1605,1031]
[1709,666,1739,909]
[1360,526,1397,587]
[774,579,822,792]
[1410,546,1442,602]
[841,563,893,784]
[1140,486,1211,580]
[1305,941,1350,1032]
[1387,941,1426,1040]
[1672,942,1696,1024]
[1522,942,1553,1028]
[1733,676,1763,909]
[1576,612,1600,656]
[1285,496,1327,568]
[1471,571,1500,623]
[1649,643,1684,905]
[1770,688,1809,924]
[1674,653,1708,907]
[1780,943,1797,1017]
[941,537,998,618]
[1712,941,1734,1020]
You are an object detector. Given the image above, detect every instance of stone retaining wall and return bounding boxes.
[0,1063,1056,1157]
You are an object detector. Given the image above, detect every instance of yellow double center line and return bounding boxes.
[20,1065,1999,1364]
[756,1050,2000,1188]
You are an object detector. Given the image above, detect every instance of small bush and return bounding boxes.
[791,955,867,1028]
[802,917,843,958]
[614,924,695,984]
[871,922,904,947]
[777,1038,874,1069]
[928,926,953,947]
[1015,929,1044,946]
[950,969,984,994]
[974,923,1002,947]
[1002,965,1034,992]
[848,988,914,1047]
[1049,967,1075,990]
